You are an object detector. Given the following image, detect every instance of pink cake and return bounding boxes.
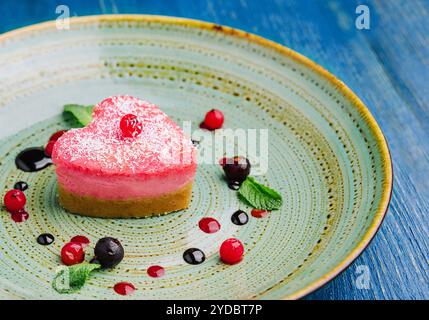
[52,95,197,218]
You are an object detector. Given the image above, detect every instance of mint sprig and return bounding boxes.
[238,177,283,210]
[52,262,101,294]
[63,104,94,127]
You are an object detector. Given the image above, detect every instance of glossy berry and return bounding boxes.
[3,189,26,212]
[221,156,251,183]
[44,140,56,157]
[61,242,85,266]
[220,238,244,265]
[94,237,124,269]
[120,114,142,138]
[204,109,224,130]
[49,130,67,142]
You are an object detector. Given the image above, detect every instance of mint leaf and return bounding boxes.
[238,177,283,210]
[63,104,94,127]
[52,262,101,294]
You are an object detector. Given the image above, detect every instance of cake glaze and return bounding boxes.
[53,96,197,200]
[52,95,197,217]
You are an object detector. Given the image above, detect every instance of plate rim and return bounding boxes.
[0,14,393,300]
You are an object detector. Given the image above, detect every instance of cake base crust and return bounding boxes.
[58,182,193,218]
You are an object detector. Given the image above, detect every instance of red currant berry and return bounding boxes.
[49,130,67,142]
[204,109,224,130]
[120,114,142,138]
[44,140,56,157]
[61,242,85,266]
[219,238,244,265]
[3,189,26,212]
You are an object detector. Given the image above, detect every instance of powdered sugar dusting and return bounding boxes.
[52,96,197,176]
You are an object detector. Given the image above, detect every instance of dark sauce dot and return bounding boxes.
[14,181,28,191]
[36,233,55,245]
[227,181,241,190]
[15,147,52,172]
[183,248,205,265]
[231,210,249,225]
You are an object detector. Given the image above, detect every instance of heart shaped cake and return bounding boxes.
[52,96,197,218]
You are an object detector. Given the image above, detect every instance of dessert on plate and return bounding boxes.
[52,95,197,218]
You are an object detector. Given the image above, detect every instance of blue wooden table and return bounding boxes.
[0,0,427,300]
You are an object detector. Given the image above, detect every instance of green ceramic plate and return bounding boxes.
[0,15,392,299]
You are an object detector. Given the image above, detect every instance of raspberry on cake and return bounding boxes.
[52,96,197,218]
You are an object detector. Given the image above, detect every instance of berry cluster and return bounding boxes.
[3,130,68,222]
[60,236,124,268]
[3,188,29,223]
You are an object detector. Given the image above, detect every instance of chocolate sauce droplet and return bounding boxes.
[183,248,205,265]
[228,181,241,190]
[13,181,29,191]
[15,147,52,172]
[231,210,249,226]
[37,233,55,245]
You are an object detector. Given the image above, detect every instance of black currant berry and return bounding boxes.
[94,237,124,269]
